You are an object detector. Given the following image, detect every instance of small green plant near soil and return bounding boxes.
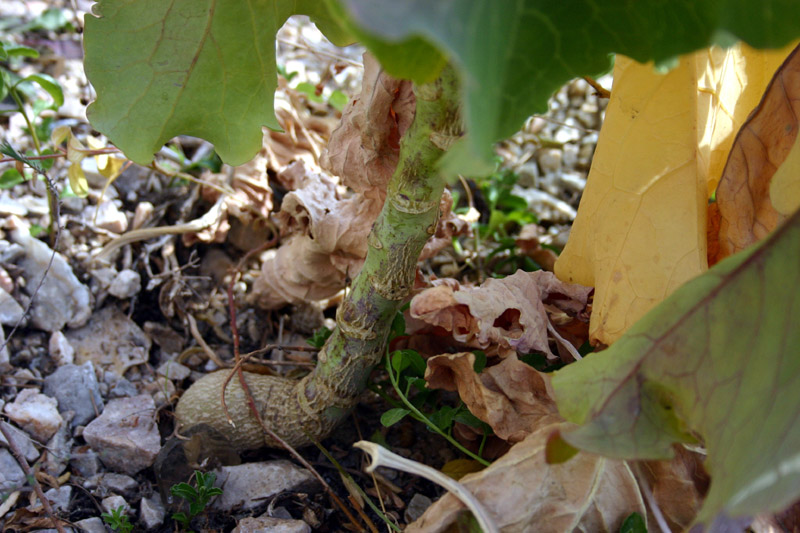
[619,512,648,533]
[370,312,493,466]
[100,505,133,533]
[170,470,223,531]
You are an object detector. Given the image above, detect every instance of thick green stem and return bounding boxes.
[175,65,463,449]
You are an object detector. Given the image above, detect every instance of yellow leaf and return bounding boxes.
[50,125,70,147]
[97,155,125,180]
[770,133,800,215]
[68,163,89,197]
[554,43,793,346]
[66,134,87,165]
[699,41,798,196]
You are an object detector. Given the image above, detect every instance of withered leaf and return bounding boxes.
[408,422,645,533]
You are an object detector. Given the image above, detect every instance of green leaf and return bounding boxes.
[619,512,648,533]
[294,81,324,103]
[0,169,25,189]
[329,89,348,111]
[83,0,353,166]
[552,208,800,527]
[342,0,800,173]
[19,74,63,108]
[471,350,486,373]
[0,43,39,59]
[428,405,457,432]
[307,326,332,348]
[380,407,410,427]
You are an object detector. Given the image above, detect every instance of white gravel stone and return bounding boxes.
[233,516,311,533]
[0,287,24,325]
[10,220,91,332]
[211,461,319,512]
[108,269,141,299]
[0,448,26,493]
[139,494,166,530]
[44,362,103,427]
[49,331,75,366]
[4,388,63,442]
[156,360,191,381]
[83,395,160,475]
[42,485,72,513]
[101,494,129,514]
[90,201,128,233]
[74,517,106,533]
[536,147,562,174]
[0,421,39,462]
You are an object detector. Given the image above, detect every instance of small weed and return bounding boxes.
[170,470,223,530]
[307,326,333,348]
[101,506,133,533]
[372,312,493,466]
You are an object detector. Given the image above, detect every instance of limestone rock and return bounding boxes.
[211,461,319,512]
[83,395,160,475]
[43,362,103,427]
[4,388,63,442]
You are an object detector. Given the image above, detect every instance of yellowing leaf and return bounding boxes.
[770,133,800,215]
[50,125,70,147]
[716,42,800,258]
[554,44,792,346]
[96,154,125,180]
[66,134,87,164]
[68,162,89,198]
[699,41,798,196]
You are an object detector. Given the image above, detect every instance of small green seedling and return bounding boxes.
[170,470,223,530]
[101,505,133,533]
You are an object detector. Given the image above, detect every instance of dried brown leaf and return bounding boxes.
[321,53,415,194]
[183,156,273,247]
[717,43,800,257]
[408,422,645,533]
[410,270,591,357]
[425,352,556,442]
[639,446,707,531]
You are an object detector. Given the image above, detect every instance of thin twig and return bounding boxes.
[0,147,119,164]
[582,75,611,99]
[186,313,229,368]
[0,422,66,533]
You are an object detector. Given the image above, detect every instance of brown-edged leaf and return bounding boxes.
[717,42,800,258]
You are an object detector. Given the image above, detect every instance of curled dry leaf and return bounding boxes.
[183,155,273,247]
[251,162,383,309]
[717,42,800,258]
[266,79,335,173]
[252,54,460,309]
[410,270,591,358]
[408,421,645,533]
[320,53,416,194]
[425,352,556,442]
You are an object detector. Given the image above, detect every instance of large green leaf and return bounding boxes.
[342,0,800,174]
[83,0,353,165]
[552,207,800,528]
